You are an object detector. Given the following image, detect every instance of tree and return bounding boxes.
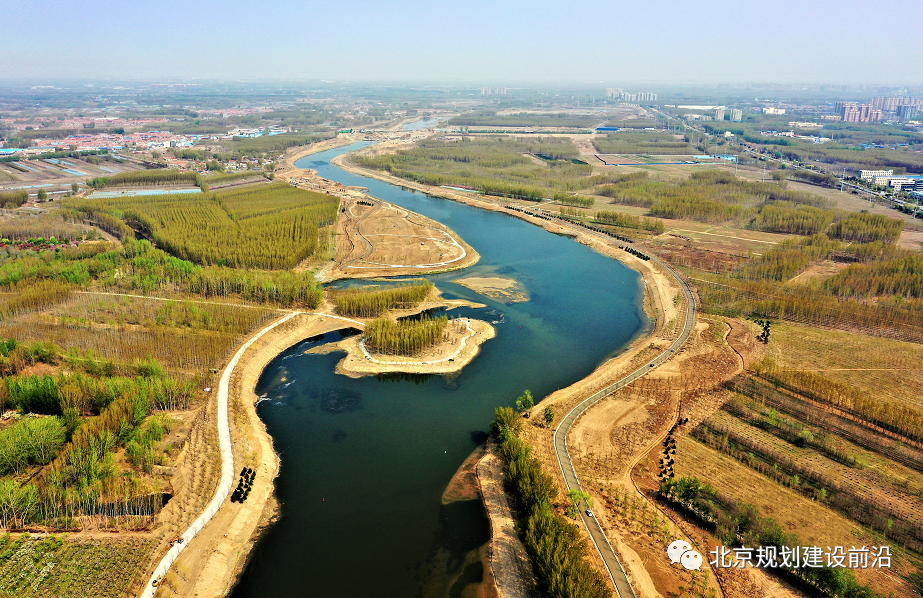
[566,489,592,518]
[490,406,523,441]
[71,183,79,194]
[37,189,47,201]
[544,405,555,427]
[907,570,923,597]
[515,389,534,414]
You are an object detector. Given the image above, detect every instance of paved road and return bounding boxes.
[549,220,697,598]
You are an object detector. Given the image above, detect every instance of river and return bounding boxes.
[230,142,648,597]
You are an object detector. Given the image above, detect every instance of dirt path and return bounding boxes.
[477,443,539,598]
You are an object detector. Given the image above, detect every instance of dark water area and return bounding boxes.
[231,143,649,598]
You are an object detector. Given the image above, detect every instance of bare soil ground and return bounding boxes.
[672,437,919,598]
[766,321,923,410]
[326,194,479,280]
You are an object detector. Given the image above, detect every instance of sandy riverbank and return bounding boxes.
[161,314,360,597]
[332,146,691,598]
[164,138,683,598]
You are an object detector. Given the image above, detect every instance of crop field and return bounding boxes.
[67,182,339,269]
[0,534,155,598]
[672,438,920,597]
[764,322,923,410]
[593,131,695,155]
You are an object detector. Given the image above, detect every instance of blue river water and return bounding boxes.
[230,142,648,597]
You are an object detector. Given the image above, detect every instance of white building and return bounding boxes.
[730,109,743,122]
[859,169,893,183]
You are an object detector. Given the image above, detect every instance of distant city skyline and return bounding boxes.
[4,0,922,84]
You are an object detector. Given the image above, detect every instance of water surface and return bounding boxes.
[231,142,648,597]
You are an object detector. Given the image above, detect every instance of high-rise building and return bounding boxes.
[714,108,725,121]
[871,96,923,112]
[896,104,917,121]
[837,102,882,123]
[730,109,743,122]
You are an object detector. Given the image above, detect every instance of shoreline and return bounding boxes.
[164,139,681,598]
[331,146,687,598]
[331,317,495,377]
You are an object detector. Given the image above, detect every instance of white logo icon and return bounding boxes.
[666,539,703,570]
[667,540,691,564]
[681,550,703,570]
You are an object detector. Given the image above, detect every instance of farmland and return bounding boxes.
[351,129,923,598]
[66,182,340,269]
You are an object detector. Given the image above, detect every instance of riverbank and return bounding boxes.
[166,140,667,598]
[332,146,690,597]
[332,149,680,333]
[161,313,362,597]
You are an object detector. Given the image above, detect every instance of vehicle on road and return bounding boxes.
[586,509,594,517]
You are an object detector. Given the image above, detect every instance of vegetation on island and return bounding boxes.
[363,315,449,356]
[332,281,433,318]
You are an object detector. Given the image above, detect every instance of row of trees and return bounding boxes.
[0,417,66,476]
[593,132,693,155]
[448,112,597,128]
[753,357,923,442]
[691,419,923,551]
[738,234,838,282]
[491,407,611,598]
[827,212,904,243]
[1,231,325,310]
[553,193,594,208]
[355,137,598,197]
[69,183,340,270]
[363,315,449,356]
[694,275,923,343]
[1,279,73,317]
[0,190,27,209]
[1,370,196,418]
[825,254,923,299]
[659,477,879,598]
[333,281,433,317]
[751,201,835,235]
[85,170,200,190]
[594,210,665,233]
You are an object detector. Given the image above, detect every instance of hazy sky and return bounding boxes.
[4,0,921,84]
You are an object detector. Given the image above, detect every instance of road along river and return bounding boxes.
[230,142,650,598]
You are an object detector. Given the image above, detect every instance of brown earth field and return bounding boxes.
[325,193,480,280]
[667,436,920,598]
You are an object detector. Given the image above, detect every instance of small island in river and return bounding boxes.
[305,315,496,377]
[455,275,529,303]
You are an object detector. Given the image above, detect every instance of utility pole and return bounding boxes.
[762,162,766,183]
